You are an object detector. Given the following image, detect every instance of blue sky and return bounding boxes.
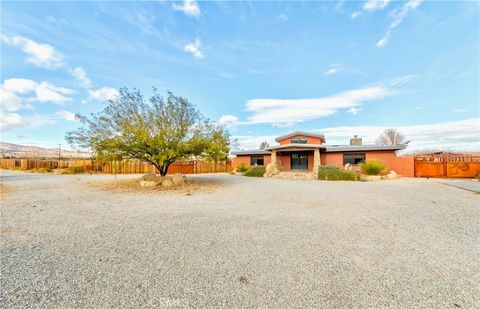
[1,0,479,152]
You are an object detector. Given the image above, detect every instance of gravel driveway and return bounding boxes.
[1,170,479,308]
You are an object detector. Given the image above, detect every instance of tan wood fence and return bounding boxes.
[414,155,480,178]
[0,159,231,174]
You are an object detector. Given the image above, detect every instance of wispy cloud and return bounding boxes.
[377,0,422,47]
[1,34,64,69]
[88,87,119,102]
[243,77,413,126]
[276,13,288,22]
[363,0,390,11]
[317,118,480,152]
[453,108,467,113]
[184,38,204,59]
[351,0,390,19]
[324,64,342,76]
[70,67,92,88]
[218,115,240,129]
[172,0,201,18]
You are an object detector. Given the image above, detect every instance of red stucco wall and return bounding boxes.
[233,151,415,176]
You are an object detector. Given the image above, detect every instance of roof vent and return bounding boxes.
[350,135,362,145]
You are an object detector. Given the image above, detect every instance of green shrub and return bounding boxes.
[317,166,359,181]
[236,162,249,173]
[244,166,266,177]
[359,160,386,175]
[61,166,85,174]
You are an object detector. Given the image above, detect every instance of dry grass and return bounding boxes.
[89,177,223,195]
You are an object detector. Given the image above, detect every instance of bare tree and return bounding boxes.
[376,129,406,145]
[259,141,269,150]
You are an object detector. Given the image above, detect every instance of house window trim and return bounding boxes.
[343,152,366,165]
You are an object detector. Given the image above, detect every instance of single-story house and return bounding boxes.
[231,131,413,175]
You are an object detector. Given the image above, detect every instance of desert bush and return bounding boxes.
[236,162,249,173]
[61,166,85,174]
[33,167,52,173]
[244,166,266,177]
[318,166,359,181]
[359,160,386,175]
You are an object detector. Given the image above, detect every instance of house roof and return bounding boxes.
[266,143,326,151]
[324,144,407,152]
[274,131,325,142]
[230,149,270,156]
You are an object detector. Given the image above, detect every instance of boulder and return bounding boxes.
[382,170,398,180]
[162,179,174,188]
[360,175,382,182]
[139,180,158,187]
[142,173,158,181]
[172,173,185,186]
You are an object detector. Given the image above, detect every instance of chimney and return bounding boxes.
[350,135,362,145]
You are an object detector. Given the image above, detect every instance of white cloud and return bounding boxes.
[377,0,422,47]
[71,67,92,88]
[351,0,390,19]
[1,34,64,69]
[218,115,239,129]
[231,135,278,151]
[184,38,204,59]
[324,68,338,76]
[347,107,362,114]
[88,87,119,102]
[55,110,77,122]
[172,0,201,18]
[245,83,397,126]
[0,112,23,131]
[351,12,362,19]
[363,0,390,11]
[276,13,288,21]
[390,74,418,86]
[317,118,480,152]
[0,112,60,131]
[1,78,73,111]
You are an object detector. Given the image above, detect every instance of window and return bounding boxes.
[291,137,307,144]
[250,155,264,166]
[343,153,365,165]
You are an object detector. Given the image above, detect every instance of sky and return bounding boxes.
[1,0,479,153]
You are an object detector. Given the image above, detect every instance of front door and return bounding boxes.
[291,152,308,170]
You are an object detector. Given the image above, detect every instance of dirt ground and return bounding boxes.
[1,170,479,308]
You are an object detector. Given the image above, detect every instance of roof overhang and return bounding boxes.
[324,144,407,152]
[231,149,271,156]
[274,131,325,142]
[266,143,326,151]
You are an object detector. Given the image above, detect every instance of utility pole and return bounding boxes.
[58,144,62,160]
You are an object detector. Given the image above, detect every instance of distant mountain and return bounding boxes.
[0,142,91,159]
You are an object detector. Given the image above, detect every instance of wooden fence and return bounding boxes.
[0,159,231,175]
[414,155,480,178]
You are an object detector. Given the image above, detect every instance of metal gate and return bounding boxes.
[414,155,480,178]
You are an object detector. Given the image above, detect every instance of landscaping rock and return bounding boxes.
[382,170,398,180]
[142,173,158,181]
[360,175,382,182]
[161,179,174,188]
[264,162,281,178]
[139,180,158,187]
[172,174,185,186]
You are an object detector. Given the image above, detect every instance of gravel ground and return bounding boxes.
[1,170,479,308]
